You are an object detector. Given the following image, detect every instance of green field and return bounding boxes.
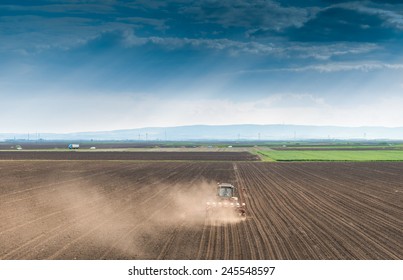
[257,150,403,161]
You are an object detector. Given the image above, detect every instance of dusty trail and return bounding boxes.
[39,163,199,260]
[0,162,193,259]
[98,164,209,260]
[0,161,402,259]
[0,163,150,232]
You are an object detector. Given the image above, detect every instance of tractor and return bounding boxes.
[206,183,246,218]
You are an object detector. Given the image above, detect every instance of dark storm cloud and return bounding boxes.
[323,0,403,4]
[372,0,403,3]
[2,1,403,131]
[1,0,403,90]
[2,1,403,50]
[178,0,314,31]
[287,7,399,42]
[1,0,400,96]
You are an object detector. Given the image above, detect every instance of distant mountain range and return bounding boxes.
[2,124,403,141]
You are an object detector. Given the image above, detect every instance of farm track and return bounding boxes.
[0,161,402,259]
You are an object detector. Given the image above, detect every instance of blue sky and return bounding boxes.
[1,0,403,133]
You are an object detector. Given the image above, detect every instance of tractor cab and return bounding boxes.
[206,183,246,218]
[217,183,238,202]
[216,183,237,201]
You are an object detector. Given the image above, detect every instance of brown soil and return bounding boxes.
[0,151,258,161]
[0,161,401,260]
[0,143,173,150]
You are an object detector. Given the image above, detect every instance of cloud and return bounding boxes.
[121,30,381,60]
[116,17,168,31]
[325,1,403,29]
[179,0,315,31]
[0,1,398,59]
[2,91,403,133]
[0,15,132,53]
[122,31,277,54]
[1,0,403,134]
[237,61,403,73]
[0,92,324,132]
[351,5,403,30]
[282,42,379,60]
[294,62,403,72]
[0,3,116,14]
[287,7,399,42]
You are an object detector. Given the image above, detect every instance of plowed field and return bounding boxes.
[0,151,258,161]
[0,161,402,259]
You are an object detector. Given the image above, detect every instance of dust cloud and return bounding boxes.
[1,177,244,259]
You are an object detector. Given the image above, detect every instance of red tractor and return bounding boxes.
[206,183,246,218]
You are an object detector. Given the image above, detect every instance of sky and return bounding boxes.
[1,0,403,133]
